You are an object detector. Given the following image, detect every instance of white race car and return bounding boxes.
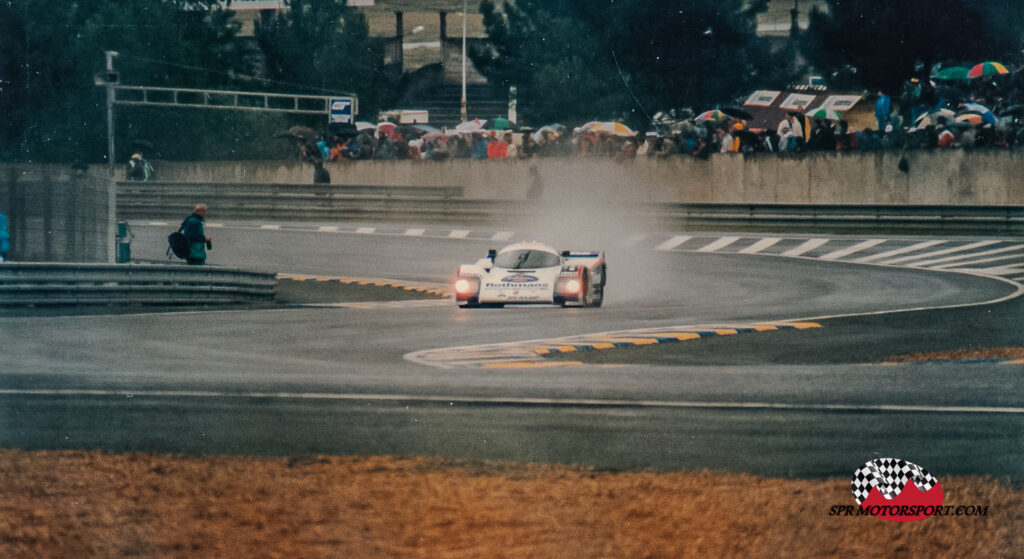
[452,241,606,308]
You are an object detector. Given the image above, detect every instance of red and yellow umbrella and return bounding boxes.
[968,61,1009,79]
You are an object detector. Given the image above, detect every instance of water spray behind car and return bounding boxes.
[506,161,676,305]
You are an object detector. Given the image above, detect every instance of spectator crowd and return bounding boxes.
[312,65,1024,164]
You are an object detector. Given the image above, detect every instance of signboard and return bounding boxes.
[779,93,817,111]
[744,90,780,107]
[814,95,863,112]
[220,1,285,9]
[329,97,354,124]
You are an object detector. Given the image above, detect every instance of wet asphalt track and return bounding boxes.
[1,222,1021,482]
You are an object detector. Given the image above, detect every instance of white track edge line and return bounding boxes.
[1,389,1020,414]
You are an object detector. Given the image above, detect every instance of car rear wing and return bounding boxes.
[560,250,605,269]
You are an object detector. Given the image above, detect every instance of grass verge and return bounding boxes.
[1,450,1020,558]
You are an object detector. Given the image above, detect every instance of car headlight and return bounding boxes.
[564,279,582,294]
[454,278,474,294]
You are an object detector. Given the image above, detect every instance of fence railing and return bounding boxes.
[0,263,276,306]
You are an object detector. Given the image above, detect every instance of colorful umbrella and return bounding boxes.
[806,108,842,121]
[913,109,956,129]
[968,61,1009,79]
[577,121,636,136]
[694,109,727,122]
[933,66,970,81]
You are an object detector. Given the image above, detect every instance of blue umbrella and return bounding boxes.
[412,124,442,134]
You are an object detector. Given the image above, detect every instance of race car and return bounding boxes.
[452,241,606,308]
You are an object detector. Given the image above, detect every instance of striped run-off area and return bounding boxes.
[652,234,1024,283]
[406,321,821,369]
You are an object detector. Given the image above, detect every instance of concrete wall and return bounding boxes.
[0,165,115,263]
[149,150,1024,206]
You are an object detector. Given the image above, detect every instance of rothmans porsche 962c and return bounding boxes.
[452,241,606,308]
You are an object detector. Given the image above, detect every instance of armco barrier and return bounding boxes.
[116,178,1024,233]
[663,203,1024,234]
[0,263,276,306]
[115,182,480,222]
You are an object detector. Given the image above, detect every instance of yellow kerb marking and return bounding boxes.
[790,322,822,329]
[593,337,652,345]
[316,277,332,282]
[673,333,702,341]
[1004,359,1024,365]
[753,325,778,332]
[591,342,615,350]
[714,329,738,336]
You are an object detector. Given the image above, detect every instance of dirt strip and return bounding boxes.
[1,450,1020,558]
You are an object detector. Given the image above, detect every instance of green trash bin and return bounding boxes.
[116,220,132,263]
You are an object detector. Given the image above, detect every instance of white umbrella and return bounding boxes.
[454,119,486,134]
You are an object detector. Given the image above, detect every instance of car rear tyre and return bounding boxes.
[590,264,605,307]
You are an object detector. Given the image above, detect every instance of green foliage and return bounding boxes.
[471,1,618,123]
[471,0,779,127]
[256,0,397,119]
[802,0,1016,92]
[0,0,397,163]
[601,0,779,114]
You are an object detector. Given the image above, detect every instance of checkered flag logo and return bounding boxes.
[851,458,939,505]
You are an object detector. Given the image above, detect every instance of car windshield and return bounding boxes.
[493,249,560,269]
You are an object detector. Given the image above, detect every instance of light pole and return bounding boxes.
[104,50,118,176]
[460,0,467,122]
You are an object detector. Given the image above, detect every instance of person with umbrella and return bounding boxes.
[125,152,154,181]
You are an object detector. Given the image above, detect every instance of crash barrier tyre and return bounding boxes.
[0,263,276,306]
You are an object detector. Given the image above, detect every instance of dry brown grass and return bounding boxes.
[1,450,1020,558]
[885,346,1024,363]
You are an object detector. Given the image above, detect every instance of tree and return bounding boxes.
[599,0,778,116]
[802,0,1016,93]
[471,0,777,126]
[0,0,254,162]
[471,1,622,124]
[256,0,396,120]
